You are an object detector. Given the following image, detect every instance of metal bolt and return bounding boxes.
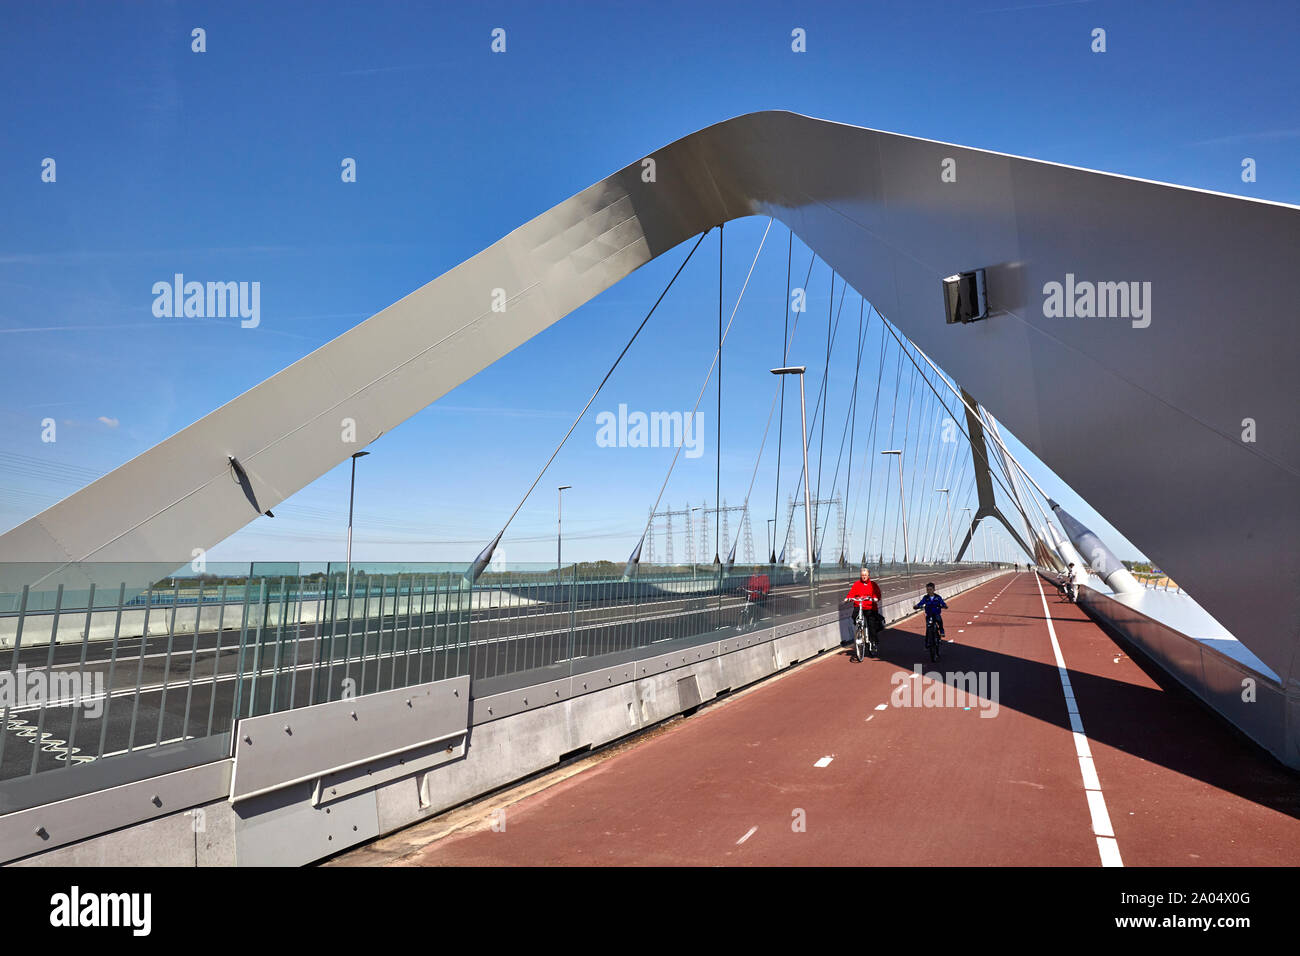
[35,826,48,839]
[151,795,162,807]
[284,725,292,735]
[244,735,252,745]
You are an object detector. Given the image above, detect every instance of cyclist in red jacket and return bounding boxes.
[842,567,883,646]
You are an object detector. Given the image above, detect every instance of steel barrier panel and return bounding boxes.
[0,758,231,864]
[228,675,469,802]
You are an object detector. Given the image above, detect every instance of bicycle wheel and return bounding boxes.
[928,622,941,662]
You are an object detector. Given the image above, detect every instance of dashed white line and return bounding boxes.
[814,755,833,767]
[736,825,758,844]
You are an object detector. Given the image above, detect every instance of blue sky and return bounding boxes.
[1,0,1296,567]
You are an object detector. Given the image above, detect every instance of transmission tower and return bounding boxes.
[664,507,674,565]
[782,494,842,564]
[741,506,755,564]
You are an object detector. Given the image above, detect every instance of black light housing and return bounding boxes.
[943,269,988,323]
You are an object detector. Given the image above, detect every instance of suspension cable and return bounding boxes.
[466,229,710,580]
[626,219,774,571]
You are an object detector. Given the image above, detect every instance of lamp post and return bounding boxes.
[882,450,909,585]
[345,450,370,599]
[961,507,972,565]
[557,485,571,585]
[771,366,814,605]
[691,506,702,579]
[936,488,953,565]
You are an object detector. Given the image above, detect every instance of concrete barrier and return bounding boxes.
[3,569,1010,866]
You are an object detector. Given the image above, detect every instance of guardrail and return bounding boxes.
[1128,571,1182,594]
[0,560,1005,817]
[0,563,1012,865]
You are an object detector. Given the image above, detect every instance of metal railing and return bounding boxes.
[1129,571,1182,594]
[0,558,1001,810]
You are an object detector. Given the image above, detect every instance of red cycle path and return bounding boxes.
[392,573,1300,866]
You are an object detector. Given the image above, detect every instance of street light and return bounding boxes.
[881,451,909,585]
[345,450,370,599]
[557,485,572,584]
[936,488,953,565]
[771,366,814,604]
[960,507,972,565]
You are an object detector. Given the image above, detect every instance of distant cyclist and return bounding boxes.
[1063,563,1078,602]
[913,582,948,640]
[843,566,883,647]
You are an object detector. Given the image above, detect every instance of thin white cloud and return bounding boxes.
[97,416,120,428]
[336,64,431,76]
[1189,128,1300,147]
[980,0,1093,12]
[430,404,570,419]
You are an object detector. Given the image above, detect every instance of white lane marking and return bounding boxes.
[814,756,833,767]
[865,714,875,722]
[873,703,888,711]
[1078,756,1101,790]
[1097,837,1123,866]
[957,629,965,633]
[1086,790,1115,837]
[736,825,758,844]
[1033,572,1123,867]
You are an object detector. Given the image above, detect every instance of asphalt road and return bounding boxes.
[359,572,1300,867]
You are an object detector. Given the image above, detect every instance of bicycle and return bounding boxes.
[924,616,944,662]
[738,586,764,630]
[1057,578,1077,603]
[850,599,880,662]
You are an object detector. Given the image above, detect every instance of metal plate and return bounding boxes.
[228,675,468,803]
[0,758,231,865]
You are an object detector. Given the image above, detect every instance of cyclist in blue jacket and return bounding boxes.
[914,582,948,640]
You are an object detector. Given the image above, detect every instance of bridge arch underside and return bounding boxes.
[1,111,1295,688]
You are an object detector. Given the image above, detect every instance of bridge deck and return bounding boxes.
[335,572,1300,866]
